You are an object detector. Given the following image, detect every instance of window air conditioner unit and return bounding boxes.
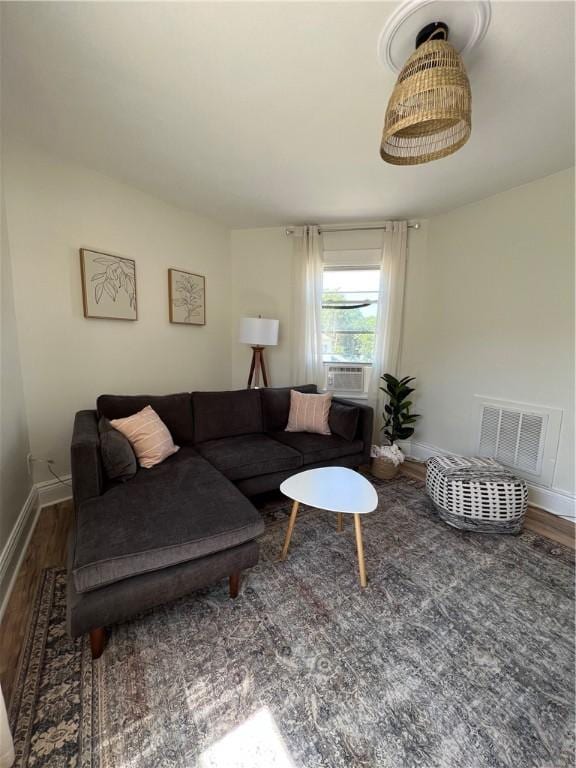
[326,365,365,393]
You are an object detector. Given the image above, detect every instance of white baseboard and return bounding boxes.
[527,486,576,522]
[36,475,72,509]
[400,440,575,522]
[0,476,72,622]
[0,485,40,621]
[397,439,451,462]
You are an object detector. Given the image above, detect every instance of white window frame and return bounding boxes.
[321,265,380,400]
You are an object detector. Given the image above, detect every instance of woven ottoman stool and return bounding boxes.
[426,456,528,534]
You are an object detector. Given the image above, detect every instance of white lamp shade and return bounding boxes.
[239,317,279,346]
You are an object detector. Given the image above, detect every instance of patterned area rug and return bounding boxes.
[9,476,575,768]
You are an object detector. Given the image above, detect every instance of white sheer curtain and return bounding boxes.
[291,225,325,387]
[368,221,408,432]
[0,684,14,768]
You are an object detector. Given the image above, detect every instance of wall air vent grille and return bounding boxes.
[475,396,563,487]
[478,405,545,475]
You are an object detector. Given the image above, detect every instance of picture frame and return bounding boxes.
[168,268,206,326]
[80,248,138,321]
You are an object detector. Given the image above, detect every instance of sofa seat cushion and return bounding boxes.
[269,431,364,464]
[196,434,302,481]
[72,448,264,594]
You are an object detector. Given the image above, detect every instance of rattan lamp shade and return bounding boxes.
[381,39,471,165]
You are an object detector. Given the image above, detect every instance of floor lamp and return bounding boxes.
[239,317,279,388]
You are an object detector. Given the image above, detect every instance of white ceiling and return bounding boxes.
[2,1,574,227]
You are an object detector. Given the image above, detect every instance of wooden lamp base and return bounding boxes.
[247,346,269,388]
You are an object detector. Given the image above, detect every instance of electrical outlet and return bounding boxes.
[26,452,33,476]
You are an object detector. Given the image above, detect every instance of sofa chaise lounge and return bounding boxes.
[68,385,373,657]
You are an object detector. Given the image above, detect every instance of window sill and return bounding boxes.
[329,393,369,401]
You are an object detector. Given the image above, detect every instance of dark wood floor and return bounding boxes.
[1,472,573,709]
[0,501,73,707]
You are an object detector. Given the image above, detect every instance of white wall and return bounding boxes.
[230,228,295,388]
[0,183,32,551]
[0,163,35,609]
[401,168,575,499]
[3,141,232,482]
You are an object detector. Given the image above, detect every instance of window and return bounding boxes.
[321,267,380,364]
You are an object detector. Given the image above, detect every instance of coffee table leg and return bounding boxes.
[281,500,299,560]
[337,512,344,533]
[353,513,367,587]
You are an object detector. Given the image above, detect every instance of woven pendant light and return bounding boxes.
[381,22,471,166]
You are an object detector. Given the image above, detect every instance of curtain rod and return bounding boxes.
[285,222,420,236]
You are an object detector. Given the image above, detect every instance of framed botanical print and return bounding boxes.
[80,248,137,321]
[168,268,206,325]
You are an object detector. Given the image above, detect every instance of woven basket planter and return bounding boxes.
[426,456,528,534]
[371,456,400,481]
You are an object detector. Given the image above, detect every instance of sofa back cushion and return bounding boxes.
[97,393,194,445]
[329,401,360,441]
[260,384,318,432]
[98,417,138,481]
[193,389,263,443]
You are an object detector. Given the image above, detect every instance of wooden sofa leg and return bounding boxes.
[89,627,106,659]
[229,571,241,599]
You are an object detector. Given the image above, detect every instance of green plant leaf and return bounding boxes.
[378,373,420,442]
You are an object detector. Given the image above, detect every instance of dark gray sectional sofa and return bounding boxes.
[69,385,373,657]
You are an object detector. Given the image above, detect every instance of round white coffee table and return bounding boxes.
[279,466,378,587]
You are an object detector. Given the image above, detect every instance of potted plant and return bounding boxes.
[371,374,420,480]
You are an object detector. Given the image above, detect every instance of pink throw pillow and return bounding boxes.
[110,405,179,469]
[285,390,332,435]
